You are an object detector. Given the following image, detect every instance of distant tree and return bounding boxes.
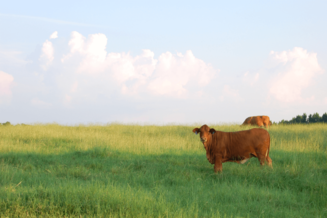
[2,121,11,126]
[285,113,308,124]
[279,119,290,125]
[279,119,286,124]
[278,112,327,124]
[308,114,312,123]
[301,113,307,123]
[322,113,327,123]
[294,115,302,123]
[311,113,321,123]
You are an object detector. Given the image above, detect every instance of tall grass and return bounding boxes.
[0,124,326,217]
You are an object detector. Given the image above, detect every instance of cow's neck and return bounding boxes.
[205,136,213,151]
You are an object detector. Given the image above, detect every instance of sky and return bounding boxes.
[1,0,327,125]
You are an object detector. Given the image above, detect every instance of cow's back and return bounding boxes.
[213,128,270,158]
[242,117,253,125]
[242,115,271,128]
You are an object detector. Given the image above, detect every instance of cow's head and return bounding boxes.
[192,124,216,150]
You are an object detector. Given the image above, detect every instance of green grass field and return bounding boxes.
[0,124,326,217]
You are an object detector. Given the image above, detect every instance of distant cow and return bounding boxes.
[193,124,272,173]
[242,116,271,128]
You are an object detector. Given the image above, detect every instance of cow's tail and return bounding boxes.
[266,133,271,159]
[266,133,273,167]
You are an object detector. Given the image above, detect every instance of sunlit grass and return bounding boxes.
[0,123,326,217]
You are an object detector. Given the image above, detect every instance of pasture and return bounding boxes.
[0,124,326,217]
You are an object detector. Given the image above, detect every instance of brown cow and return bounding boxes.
[193,124,272,173]
[242,115,271,128]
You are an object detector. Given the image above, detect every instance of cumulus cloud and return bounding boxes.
[108,49,157,85]
[0,31,219,123]
[39,40,54,70]
[269,47,323,103]
[2,31,326,124]
[49,31,58,39]
[148,50,215,97]
[59,31,216,99]
[62,31,107,73]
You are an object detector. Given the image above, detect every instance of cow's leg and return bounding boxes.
[257,153,266,166]
[214,158,223,173]
[263,122,268,128]
[266,155,273,168]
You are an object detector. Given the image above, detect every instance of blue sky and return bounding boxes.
[1,0,326,124]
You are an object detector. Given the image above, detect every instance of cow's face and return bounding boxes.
[192,124,216,150]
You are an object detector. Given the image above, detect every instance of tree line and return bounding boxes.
[278,112,327,124]
[2,114,327,126]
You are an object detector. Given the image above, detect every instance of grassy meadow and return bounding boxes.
[0,123,326,217]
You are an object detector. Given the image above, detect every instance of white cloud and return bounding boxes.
[49,31,58,39]
[147,50,215,97]
[108,49,157,84]
[62,31,107,74]
[60,31,216,99]
[269,47,323,103]
[39,40,54,70]
[2,31,327,124]
[0,71,14,96]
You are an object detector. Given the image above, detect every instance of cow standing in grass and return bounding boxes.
[242,115,272,128]
[193,124,272,173]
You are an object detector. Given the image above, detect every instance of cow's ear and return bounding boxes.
[209,128,216,135]
[193,128,200,135]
